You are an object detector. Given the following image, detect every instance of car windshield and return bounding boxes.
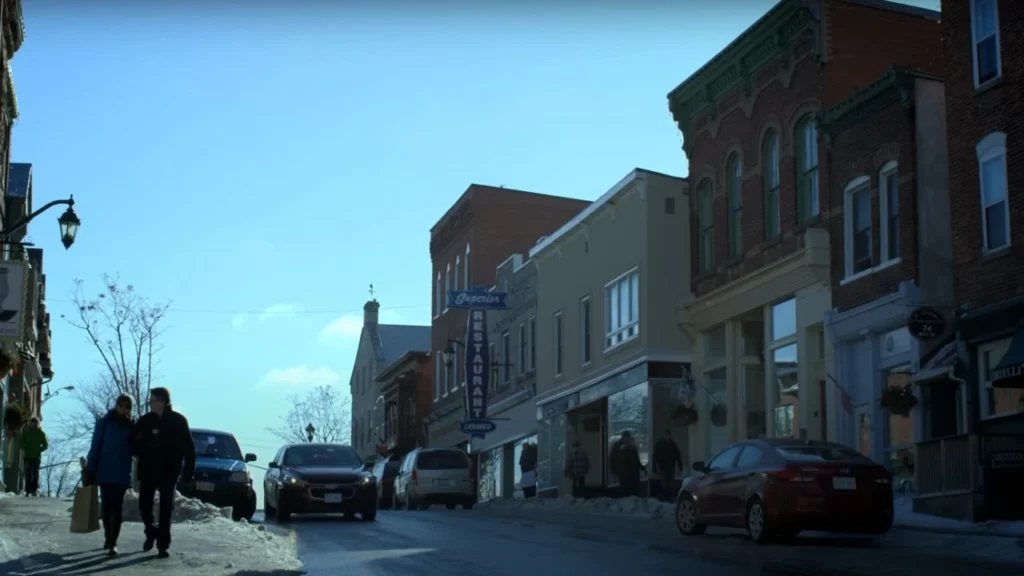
[777,444,874,463]
[192,433,243,461]
[417,450,468,470]
[284,445,362,468]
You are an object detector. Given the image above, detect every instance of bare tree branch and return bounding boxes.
[42,441,78,497]
[267,385,352,445]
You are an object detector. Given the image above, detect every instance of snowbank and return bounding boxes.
[894,496,1024,536]
[478,494,676,520]
[70,490,232,524]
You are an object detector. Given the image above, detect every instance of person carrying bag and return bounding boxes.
[80,394,136,556]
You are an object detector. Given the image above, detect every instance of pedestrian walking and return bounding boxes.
[609,431,645,497]
[20,417,48,497]
[132,387,195,559]
[84,394,136,555]
[652,429,682,501]
[563,440,590,498]
[519,443,538,498]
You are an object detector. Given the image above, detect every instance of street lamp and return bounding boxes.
[41,385,74,406]
[1,195,82,250]
[305,422,315,443]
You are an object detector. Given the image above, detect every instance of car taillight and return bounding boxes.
[771,467,817,483]
[411,469,418,483]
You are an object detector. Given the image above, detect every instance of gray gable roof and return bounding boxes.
[376,324,431,367]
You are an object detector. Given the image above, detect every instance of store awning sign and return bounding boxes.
[992,329,1024,389]
[460,308,496,438]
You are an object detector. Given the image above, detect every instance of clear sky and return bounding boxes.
[16,0,937,504]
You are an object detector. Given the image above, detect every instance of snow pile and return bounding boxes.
[68,490,233,524]
[894,496,1024,536]
[480,494,675,519]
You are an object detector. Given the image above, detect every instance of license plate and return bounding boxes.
[434,479,452,487]
[196,482,215,492]
[832,477,857,490]
[324,493,343,503]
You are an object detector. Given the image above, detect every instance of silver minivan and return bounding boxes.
[393,448,475,510]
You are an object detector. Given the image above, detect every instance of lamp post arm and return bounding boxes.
[2,197,74,240]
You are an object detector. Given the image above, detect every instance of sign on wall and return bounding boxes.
[0,262,28,341]
[907,307,945,341]
[449,286,508,439]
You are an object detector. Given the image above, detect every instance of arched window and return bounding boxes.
[762,130,781,239]
[697,180,714,272]
[464,243,471,287]
[795,116,819,222]
[726,153,743,259]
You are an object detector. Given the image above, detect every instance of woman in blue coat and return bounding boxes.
[85,394,136,555]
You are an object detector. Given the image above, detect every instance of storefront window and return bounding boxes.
[607,382,650,483]
[980,338,1024,419]
[772,299,796,340]
[537,414,566,491]
[885,368,915,488]
[773,343,799,438]
[706,368,728,456]
[743,365,766,438]
[513,435,538,498]
[477,447,503,501]
[651,384,689,469]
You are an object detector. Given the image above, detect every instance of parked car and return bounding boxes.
[372,459,401,509]
[178,428,258,521]
[393,448,474,510]
[675,439,893,544]
[263,443,377,522]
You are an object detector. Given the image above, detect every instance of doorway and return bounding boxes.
[568,399,607,488]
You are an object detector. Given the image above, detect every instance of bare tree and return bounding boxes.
[268,385,352,444]
[58,275,170,441]
[42,441,77,497]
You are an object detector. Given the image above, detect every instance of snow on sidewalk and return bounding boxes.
[0,494,302,576]
[893,496,1024,537]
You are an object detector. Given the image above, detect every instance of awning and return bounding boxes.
[992,329,1024,389]
[911,340,959,384]
[17,350,43,385]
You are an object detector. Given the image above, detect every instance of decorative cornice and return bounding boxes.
[820,66,914,139]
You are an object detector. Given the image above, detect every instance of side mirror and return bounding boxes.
[244,453,258,463]
[268,461,280,469]
[692,461,706,473]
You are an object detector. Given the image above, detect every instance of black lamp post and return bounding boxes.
[305,422,316,443]
[41,385,74,406]
[1,195,82,250]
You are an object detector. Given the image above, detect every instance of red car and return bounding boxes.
[675,439,893,544]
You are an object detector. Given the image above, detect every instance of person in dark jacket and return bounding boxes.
[609,431,645,497]
[132,387,195,558]
[85,394,136,555]
[20,417,48,497]
[652,429,683,501]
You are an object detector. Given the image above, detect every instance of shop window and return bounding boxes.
[885,368,915,488]
[773,343,799,438]
[771,299,796,341]
[774,405,795,438]
[513,435,538,498]
[980,338,1024,419]
[537,414,566,491]
[706,367,728,456]
[607,382,650,484]
[477,447,502,502]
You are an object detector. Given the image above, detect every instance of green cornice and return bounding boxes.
[667,0,814,158]
[6,62,17,120]
[820,66,914,139]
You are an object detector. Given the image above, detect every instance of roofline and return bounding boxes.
[820,66,943,137]
[428,184,588,235]
[528,168,684,260]
[374,349,430,382]
[843,0,939,21]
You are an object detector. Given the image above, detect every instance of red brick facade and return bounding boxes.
[670,0,941,298]
[944,0,1023,309]
[429,186,588,409]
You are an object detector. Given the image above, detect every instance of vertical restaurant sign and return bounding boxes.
[465,309,489,421]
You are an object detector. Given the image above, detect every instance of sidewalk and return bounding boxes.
[471,497,1024,575]
[0,494,304,576]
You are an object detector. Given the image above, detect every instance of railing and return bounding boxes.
[916,434,976,496]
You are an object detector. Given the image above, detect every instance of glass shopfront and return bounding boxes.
[537,413,566,492]
[607,382,650,483]
[477,446,503,502]
[513,434,538,498]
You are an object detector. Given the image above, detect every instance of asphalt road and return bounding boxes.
[252,508,752,576]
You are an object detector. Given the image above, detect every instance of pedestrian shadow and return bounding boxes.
[0,549,124,575]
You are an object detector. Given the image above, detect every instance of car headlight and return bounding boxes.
[282,474,305,487]
[360,476,374,485]
[229,471,250,483]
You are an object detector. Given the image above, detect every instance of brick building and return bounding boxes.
[424,185,588,451]
[667,0,941,461]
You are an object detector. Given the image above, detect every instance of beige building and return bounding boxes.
[531,169,692,497]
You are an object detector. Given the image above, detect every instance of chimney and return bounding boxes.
[364,299,380,327]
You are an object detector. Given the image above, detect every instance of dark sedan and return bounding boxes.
[177,428,258,521]
[676,439,893,544]
[263,443,377,522]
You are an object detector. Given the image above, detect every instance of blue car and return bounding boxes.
[178,428,258,521]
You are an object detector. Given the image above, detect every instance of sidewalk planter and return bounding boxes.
[0,350,17,380]
[3,403,25,432]
[673,405,698,426]
[880,384,918,417]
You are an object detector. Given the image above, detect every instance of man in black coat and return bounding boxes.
[652,429,683,501]
[132,387,195,558]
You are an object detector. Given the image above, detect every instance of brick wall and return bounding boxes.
[824,97,919,312]
[944,0,1024,309]
[413,355,433,447]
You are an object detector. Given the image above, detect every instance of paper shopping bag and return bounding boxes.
[69,484,100,533]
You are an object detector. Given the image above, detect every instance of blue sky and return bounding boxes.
[16,0,936,500]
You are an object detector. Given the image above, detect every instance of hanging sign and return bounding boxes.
[459,308,496,438]
[907,307,945,341]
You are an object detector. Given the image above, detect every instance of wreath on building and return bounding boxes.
[673,404,699,426]
[3,402,28,433]
[880,384,918,417]
[0,348,19,379]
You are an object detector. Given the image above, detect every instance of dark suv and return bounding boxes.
[178,428,258,521]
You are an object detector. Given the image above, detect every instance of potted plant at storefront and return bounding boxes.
[3,399,27,433]
[0,347,18,379]
[880,383,918,417]
[673,404,698,426]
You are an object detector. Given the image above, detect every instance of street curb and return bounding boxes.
[893,523,1024,540]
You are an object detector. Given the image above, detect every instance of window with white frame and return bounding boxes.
[464,243,471,288]
[727,153,743,259]
[843,176,872,277]
[444,263,451,313]
[454,256,461,291]
[553,311,563,377]
[434,351,442,401]
[488,342,496,393]
[605,269,639,350]
[977,132,1010,253]
[518,322,527,375]
[527,316,536,371]
[763,130,781,239]
[879,162,900,262]
[796,116,820,222]
[971,0,1002,87]
[434,272,441,318]
[502,330,511,384]
[697,180,714,272]
[980,338,1024,419]
[580,296,592,365]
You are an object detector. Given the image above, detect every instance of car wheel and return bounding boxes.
[344,511,356,520]
[362,500,378,522]
[746,497,771,545]
[263,492,276,519]
[392,492,402,510]
[461,501,473,510]
[675,494,706,536]
[417,500,430,510]
[445,503,456,510]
